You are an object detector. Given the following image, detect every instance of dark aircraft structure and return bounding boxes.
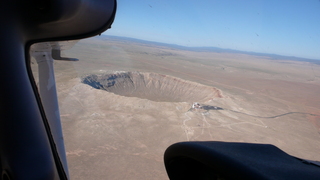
[0,0,319,179]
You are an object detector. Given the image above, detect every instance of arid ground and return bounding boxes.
[31,36,320,179]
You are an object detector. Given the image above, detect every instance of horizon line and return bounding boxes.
[100,34,320,63]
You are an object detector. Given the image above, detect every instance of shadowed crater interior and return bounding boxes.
[82,72,223,102]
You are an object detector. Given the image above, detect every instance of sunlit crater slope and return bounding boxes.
[82,72,223,102]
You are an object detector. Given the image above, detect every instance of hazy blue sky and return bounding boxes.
[105,0,320,59]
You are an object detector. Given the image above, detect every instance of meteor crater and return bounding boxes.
[82,72,223,102]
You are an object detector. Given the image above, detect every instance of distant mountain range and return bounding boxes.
[101,35,320,65]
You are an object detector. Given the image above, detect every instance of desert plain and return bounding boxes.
[31,35,320,179]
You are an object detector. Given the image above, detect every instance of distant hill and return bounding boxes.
[100,35,320,65]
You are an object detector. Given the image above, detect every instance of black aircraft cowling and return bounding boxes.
[1,0,117,44]
[164,141,320,180]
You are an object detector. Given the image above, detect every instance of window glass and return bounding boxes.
[31,1,320,179]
